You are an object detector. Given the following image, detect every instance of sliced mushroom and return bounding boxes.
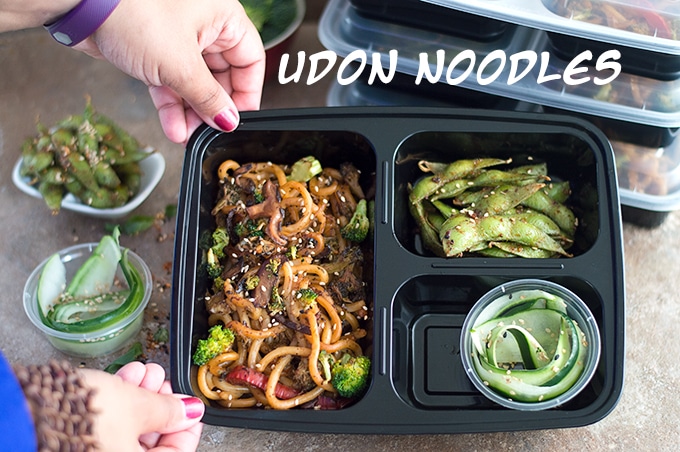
[246,180,287,246]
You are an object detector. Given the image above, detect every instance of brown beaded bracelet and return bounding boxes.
[13,360,98,452]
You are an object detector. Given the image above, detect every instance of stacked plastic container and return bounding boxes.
[319,0,680,227]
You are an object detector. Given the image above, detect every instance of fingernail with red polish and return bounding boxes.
[182,397,205,419]
[214,109,239,132]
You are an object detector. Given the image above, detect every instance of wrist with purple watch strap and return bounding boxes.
[44,0,122,46]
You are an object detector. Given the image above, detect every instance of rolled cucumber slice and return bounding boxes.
[37,253,66,316]
[51,290,130,323]
[66,228,122,298]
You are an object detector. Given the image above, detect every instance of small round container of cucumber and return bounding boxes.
[460,279,601,411]
[23,228,152,358]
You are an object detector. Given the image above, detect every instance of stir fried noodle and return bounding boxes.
[195,158,372,410]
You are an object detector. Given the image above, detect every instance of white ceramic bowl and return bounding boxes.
[23,243,152,358]
[460,278,601,411]
[12,150,165,219]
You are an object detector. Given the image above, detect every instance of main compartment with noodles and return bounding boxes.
[194,156,375,410]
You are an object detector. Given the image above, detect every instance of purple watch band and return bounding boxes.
[45,0,122,47]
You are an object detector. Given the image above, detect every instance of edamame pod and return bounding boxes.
[439,215,482,257]
[508,162,548,177]
[542,181,571,204]
[408,198,446,257]
[488,241,557,258]
[38,182,64,213]
[94,161,122,188]
[20,148,54,177]
[478,216,571,256]
[82,185,129,208]
[472,183,545,217]
[39,167,67,185]
[411,158,510,203]
[58,148,101,192]
[522,189,578,238]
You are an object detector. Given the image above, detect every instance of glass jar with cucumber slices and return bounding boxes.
[22,228,152,358]
[460,279,601,410]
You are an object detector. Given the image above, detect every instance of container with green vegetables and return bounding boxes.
[460,279,601,410]
[22,229,152,358]
[11,100,165,219]
[173,108,624,433]
[240,0,305,80]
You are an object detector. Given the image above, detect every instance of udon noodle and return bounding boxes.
[195,158,372,410]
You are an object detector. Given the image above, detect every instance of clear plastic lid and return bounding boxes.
[327,77,540,113]
[615,136,680,211]
[318,0,537,78]
[319,0,680,127]
[423,0,680,54]
[530,30,680,127]
[327,78,460,107]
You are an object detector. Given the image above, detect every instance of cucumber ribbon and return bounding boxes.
[37,228,145,334]
[469,290,588,403]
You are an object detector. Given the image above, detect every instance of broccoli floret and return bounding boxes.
[341,199,370,243]
[206,265,223,280]
[331,354,371,398]
[245,275,260,291]
[233,222,246,238]
[234,219,265,239]
[268,286,285,314]
[212,276,225,292]
[286,245,298,260]
[204,247,225,292]
[205,248,223,279]
[199,245,224,292]
[296,287,318,311]
[289,156,323,182]
[198,229,213,251]
[210,227,230,259]
[253,190,265,204]
[192,324,235,366]
[319,350,334,382]
[266,257,282,275]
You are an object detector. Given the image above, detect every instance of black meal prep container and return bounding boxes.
[171,107,625,434]
[413,1,680,227]
[544,102,680,228]
[542,0,680,81]
[318,0,537,83]
[546,32,680,82]
[349,0,509,41]
[534,45,680,228]
[319,0,680,227]
[423,0,680,57]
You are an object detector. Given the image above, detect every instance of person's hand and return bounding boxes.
[74,0,266,144]
[79,362,204,451]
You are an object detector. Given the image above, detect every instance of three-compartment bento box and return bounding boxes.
[171,107,625,434]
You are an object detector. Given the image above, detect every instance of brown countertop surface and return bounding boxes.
[1,9,679,451]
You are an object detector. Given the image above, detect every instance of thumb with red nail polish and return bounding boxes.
[79,365,204,451]
[214,108,240,133]
[181,396,206,420]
